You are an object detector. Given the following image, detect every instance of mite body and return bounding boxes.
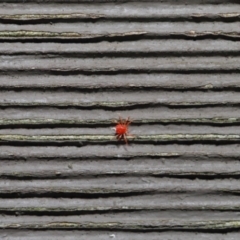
[113,116,132,144]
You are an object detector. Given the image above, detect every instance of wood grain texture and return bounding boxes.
[1,0,240,239]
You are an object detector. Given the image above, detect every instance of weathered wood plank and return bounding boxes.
[0,0,239,238]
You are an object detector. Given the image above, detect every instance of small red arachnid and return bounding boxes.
[113,116,132,144]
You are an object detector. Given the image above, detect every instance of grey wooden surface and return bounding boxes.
[0,0,240,239]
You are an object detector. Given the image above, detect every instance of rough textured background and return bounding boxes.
[0,0,240,239]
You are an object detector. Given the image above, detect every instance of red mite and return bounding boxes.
[113,116,132,144]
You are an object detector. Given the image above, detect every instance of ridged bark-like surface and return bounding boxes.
[0,0,240,239]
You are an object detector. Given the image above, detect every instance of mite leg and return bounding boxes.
[116,134,121,140]
[123,134,128,144]
[126,117,132,126]
[119,117,123,124]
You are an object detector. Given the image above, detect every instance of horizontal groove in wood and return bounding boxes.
[2,91,240,107]
[0,30,146,41]
[0,144,239,159]
[1,219,240,231]
[2,195,240,213]
[0,40,239,56]
[1,159,240,179]
[2,206,240,215]
[0,117,240,128]
[0,118,239,127]
[0,151,182,160]
[0,52,239,59]
[1,75,240,92]
[2,102,240,109]
[0,31,239,41]
[0,178,240,196]
[0,56,238,72]
[3,171,238,180]
[0,13,239,23]
[2,107,240,121]
[0,13,104,22]
[4,125,240,136]
[0,134,240,144]
[4,85,240,92]
[2,153,240,164]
